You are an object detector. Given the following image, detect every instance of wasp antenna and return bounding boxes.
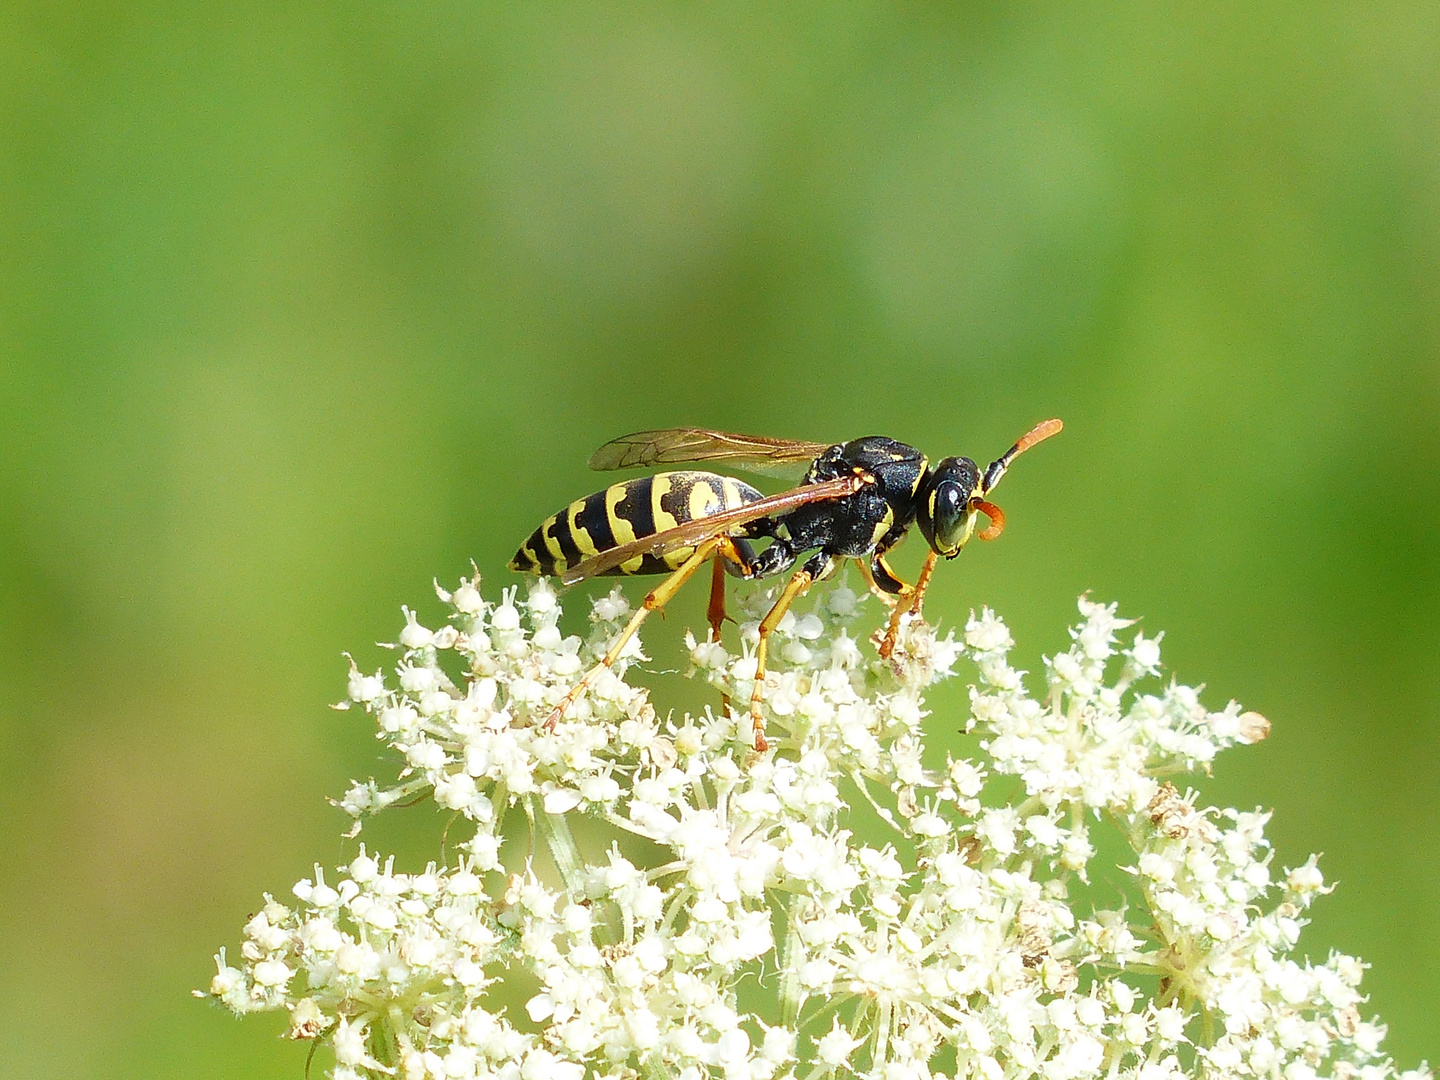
[1014,417,1063,454]
[983,418,1063,493]
[972,500,1006,541]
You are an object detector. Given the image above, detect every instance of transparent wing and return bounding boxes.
[560,474,866,584]
[588,428,832,480]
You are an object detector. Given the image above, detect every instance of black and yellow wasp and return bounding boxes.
[510,420,1062,750]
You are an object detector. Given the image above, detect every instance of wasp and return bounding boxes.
[509,419,1062,750]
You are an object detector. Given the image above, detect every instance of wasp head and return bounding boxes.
[916,457,984,558]
[917,419,1062,558]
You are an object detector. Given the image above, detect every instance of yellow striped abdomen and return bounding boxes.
[508,471,764,578]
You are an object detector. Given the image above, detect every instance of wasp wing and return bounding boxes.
[588,428,833,481]
[560,474,866,584]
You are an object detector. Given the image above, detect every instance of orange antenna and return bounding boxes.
[972,499,1006,541]
[982,418,1063,493]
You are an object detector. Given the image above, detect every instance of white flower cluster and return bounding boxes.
[200,574,1429,1080]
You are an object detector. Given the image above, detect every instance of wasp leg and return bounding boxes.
[749,551,835,751]
[707,555,727,642]
[709,552,733,716]
[879,550,938,660]
[856,558,898,603]
[870,550,910,594]
[862,547,918,659]
[749,572,811,752]
[705,537,759,718]
[546,536,725,728]
[706,536,756,640]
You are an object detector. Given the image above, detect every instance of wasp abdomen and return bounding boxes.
[509,471,764,578]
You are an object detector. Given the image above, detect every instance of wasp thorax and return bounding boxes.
[917,456,983,557]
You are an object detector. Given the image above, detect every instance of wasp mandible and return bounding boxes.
[509,419,1062,750]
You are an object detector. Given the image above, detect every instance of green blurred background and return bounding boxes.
[2,3,1436,1076]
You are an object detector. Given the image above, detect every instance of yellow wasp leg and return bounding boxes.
[748,568,814,752]
[546,535,726,728]
[857,548,924,658]
[856,558,900,603]
[879,550,938,660]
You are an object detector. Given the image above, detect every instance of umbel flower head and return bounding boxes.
[199,572,1429,1080]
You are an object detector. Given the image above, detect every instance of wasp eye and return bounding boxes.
[931,484,967,551]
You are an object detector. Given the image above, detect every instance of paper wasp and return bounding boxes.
[509,419,1062,750]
